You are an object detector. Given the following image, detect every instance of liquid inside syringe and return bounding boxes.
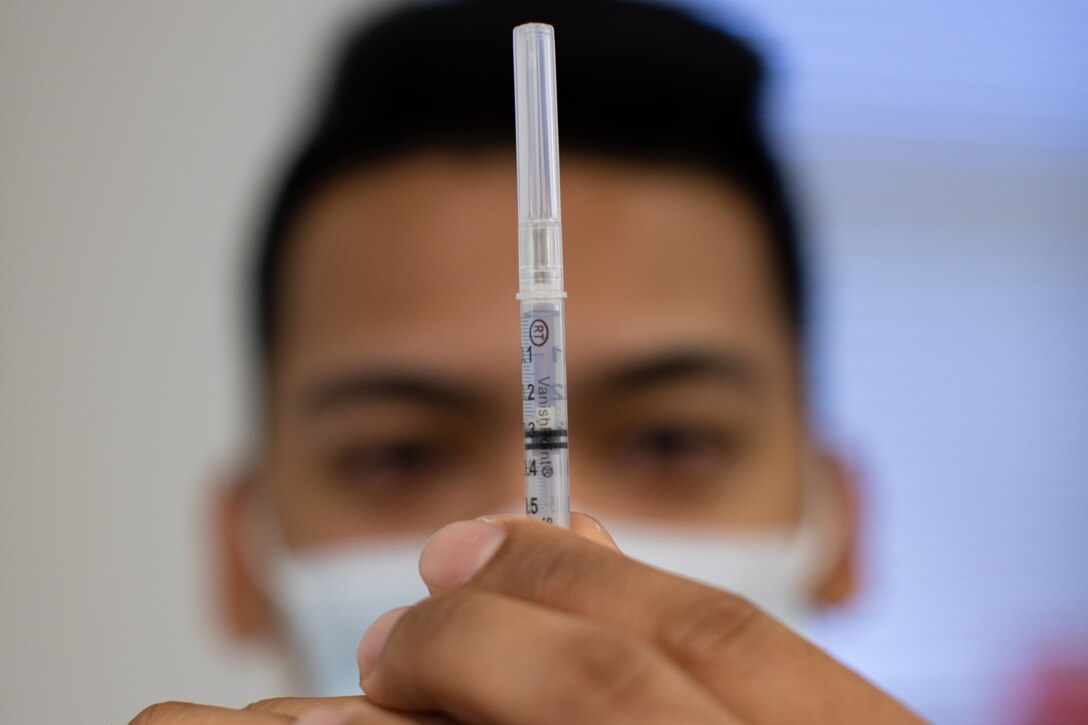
[521,296,570,527]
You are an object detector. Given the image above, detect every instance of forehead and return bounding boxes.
[275,152,792,396]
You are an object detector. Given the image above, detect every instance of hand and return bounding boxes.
[355,513,924,724]
[131,514,922,724]
[128,517,613,724]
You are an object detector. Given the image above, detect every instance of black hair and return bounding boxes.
[253,0,804,366]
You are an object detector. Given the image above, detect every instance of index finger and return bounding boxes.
[129,702,291,724]
[130,698,455,725]
[418,517,922,725]
[245,697,458,724]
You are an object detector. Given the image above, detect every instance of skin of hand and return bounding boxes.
[131,515,921,725]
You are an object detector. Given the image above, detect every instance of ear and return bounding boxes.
[810,447,862,608]
[211,466,277,640]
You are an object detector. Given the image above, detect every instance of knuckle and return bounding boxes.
[657,589,768,671]
[428,586,493,629]
[379,590,477,669]
[480,523,595,597]
[360,590,497,701]
[556,628,660,717]
[399,590,466,640]
[128,701,193,725]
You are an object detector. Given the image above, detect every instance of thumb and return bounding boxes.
[477,512,620,551]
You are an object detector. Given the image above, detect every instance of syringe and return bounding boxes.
[513,23,570,528]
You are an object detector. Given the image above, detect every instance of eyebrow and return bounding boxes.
[588,348,763,399]
[301,348,760,418]
[303,371,491,418]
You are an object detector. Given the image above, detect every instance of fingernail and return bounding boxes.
[572,513,619,548]
[418,519,506,591]
[357,606,410,681]
[295,706,351,725]
[580,513,606,534]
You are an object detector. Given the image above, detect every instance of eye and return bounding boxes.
[616,425,743,480]
[629,427,720,459]
[327,439,444,494]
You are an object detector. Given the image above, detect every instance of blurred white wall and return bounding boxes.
[745,4,1088,722]
[0,2,392,722]
[1,1,1085,724]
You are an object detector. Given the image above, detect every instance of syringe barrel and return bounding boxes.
[520,297,571,528]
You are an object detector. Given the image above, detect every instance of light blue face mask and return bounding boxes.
[600,506,835,628]
[271,536,432,697]
[267,490,838,697]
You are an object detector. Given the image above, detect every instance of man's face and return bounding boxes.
[259,151,807,548]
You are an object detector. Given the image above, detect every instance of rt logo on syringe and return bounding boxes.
[529,319,549,346]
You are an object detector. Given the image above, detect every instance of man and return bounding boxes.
[134,0,922,722]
